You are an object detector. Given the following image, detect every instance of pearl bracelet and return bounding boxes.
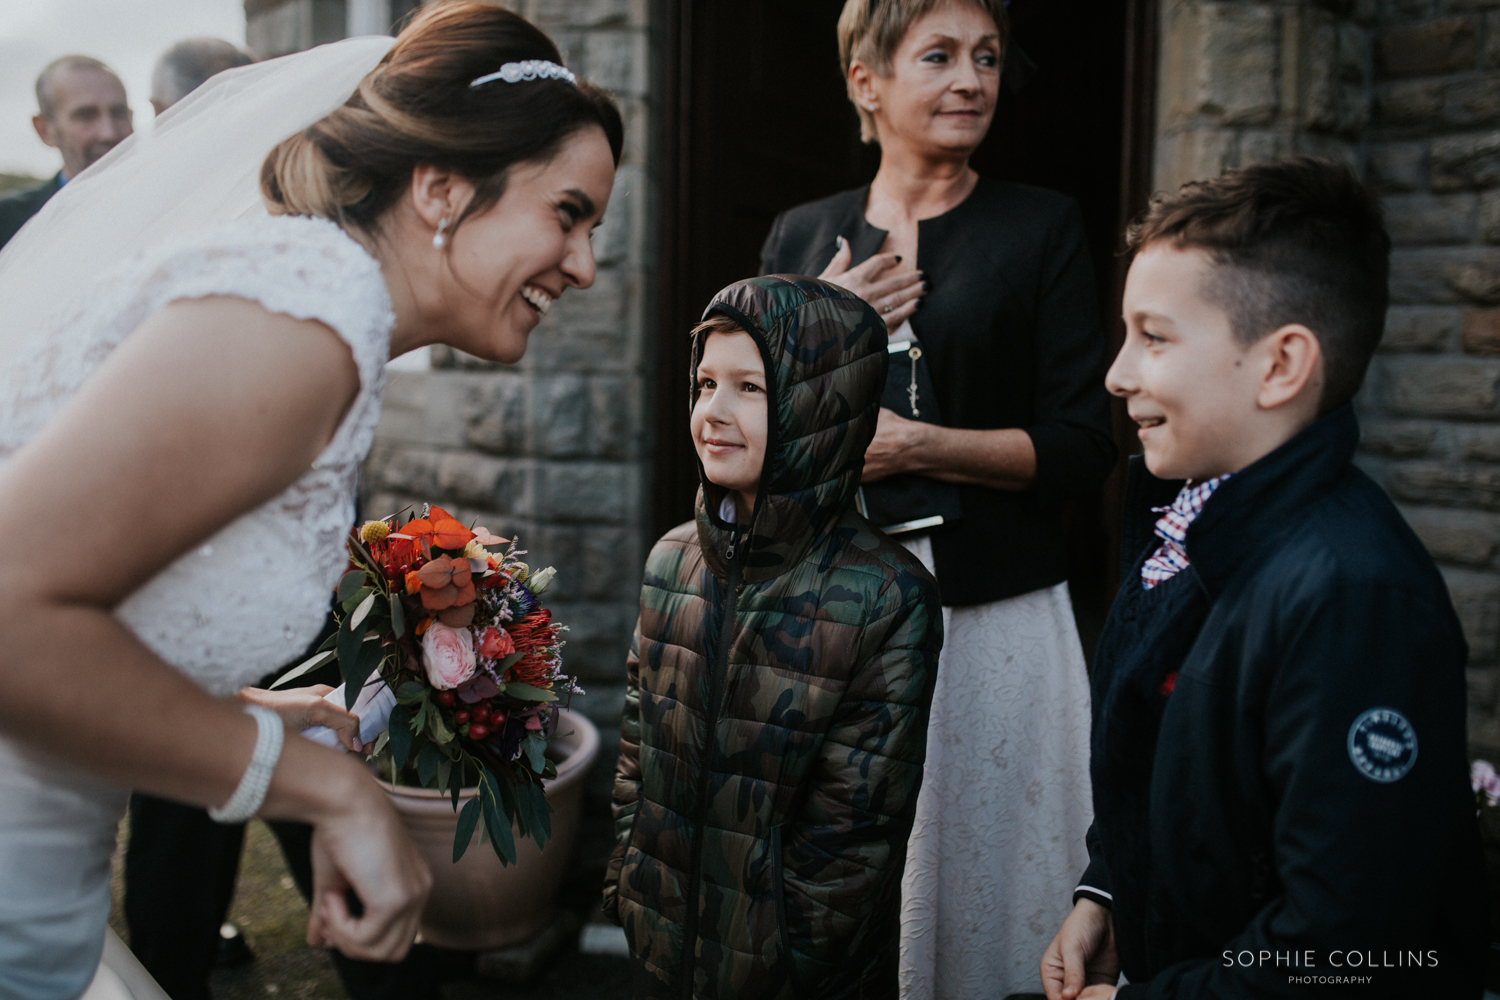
[209,705,284,824]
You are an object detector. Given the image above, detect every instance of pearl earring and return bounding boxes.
[432,218,449,250]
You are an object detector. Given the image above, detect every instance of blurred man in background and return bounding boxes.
[149,37,255,115]
[0,55,132,249]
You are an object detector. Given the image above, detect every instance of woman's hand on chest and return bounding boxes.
[817,238,926,328]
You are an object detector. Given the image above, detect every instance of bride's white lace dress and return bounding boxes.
[0,213,393,1000]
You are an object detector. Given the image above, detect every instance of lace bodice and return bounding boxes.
[0,214,393,695]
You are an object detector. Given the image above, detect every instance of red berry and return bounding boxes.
[469,723,490,740]
[470,704,489,723]
[436,691,456,707]
[454,710,470,725]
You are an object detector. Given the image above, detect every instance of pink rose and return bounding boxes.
[422,623,477,690]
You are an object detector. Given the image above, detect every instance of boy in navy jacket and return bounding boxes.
[1041,158,1487,999]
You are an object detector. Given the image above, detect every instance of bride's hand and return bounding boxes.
[302,767,432,960]
[236,685,362,752]
[817,236,926,327]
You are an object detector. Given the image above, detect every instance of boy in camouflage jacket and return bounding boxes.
[603,275,942,1000]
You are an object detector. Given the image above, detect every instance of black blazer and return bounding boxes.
[0,174,62,251]
[761,177,1115,605]
[1082,406,1485,997]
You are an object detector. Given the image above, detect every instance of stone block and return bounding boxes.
[1381,193,1475,244]
[1481,191,1500,242]
[591,165,644,267]
[1383,356,1500,415]
[1465,308,1500,354]
[1161,3,1279,128]
[531,374,591,457]
[525,0,647,29]
[1153,130,1236,191]
[1389,246,1500,302]
[1303,16,1369,136]
[1381,305,1460,351]
[1433,131,1500,190]
[1440,77,1500,130]
[247,0,346,58]
[1450,0,1500,10]
[582,525,643,601]
[589,376,633,459]
[1376,18,1478,79]
[1368,142,1427,191]
[1360,419,1437,457]
[1389,460,1500,509]
[580,30,649,97]
[1381,0,1437,16]
[1470,666,1500,710]
[1442,566,1500,661]
[1462,425,1500,461]
[462,373,529,456]
[1400,505,1500,564]
[1488,13,1500,69]
[545,600,637,683]
[1374,79,1444,128]
[538,462,637,524]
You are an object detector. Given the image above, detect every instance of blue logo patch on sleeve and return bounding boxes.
[1347,708,1418,784]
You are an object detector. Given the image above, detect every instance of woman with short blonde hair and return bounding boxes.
[762,1,1115,996]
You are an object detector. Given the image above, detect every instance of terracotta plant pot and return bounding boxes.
[380,707,601,951]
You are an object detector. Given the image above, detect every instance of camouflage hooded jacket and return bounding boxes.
[602,276,942,1000]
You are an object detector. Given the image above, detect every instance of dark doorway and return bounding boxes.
[652,0,1157,646]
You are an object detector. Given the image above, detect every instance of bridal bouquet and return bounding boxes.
[294,504,576,864]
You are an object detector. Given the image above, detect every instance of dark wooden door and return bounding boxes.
[652,0,1157,651]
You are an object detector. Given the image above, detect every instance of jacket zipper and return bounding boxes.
[680,539,742,1000]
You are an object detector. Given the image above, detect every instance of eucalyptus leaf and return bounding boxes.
[453,797,481,863]
[504,682,558,703]
[497,651,524,671]
[337,570,366,603]
[371,730,390,757]
[395,682,426,705]
[390,595,406,639]
[269,650,334,689]
[336,616,368,686]
[449,760,463,809]
[524,781,551,850]
[522,733,546,773]
[346,640,383,709]
[436,756,452,793]
[389,705,414,769]
[342,586,374,615]
[316,631,338,654]
[418,742,441,788]
[481,772,517,865]
[348,587,378,626]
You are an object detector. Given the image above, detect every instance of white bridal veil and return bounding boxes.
[0,35,395,369]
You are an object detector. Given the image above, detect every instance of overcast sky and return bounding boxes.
[0,0,246,177]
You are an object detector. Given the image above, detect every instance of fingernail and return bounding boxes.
[895,255,902,263]
[923,280,930,292]
[836,236,847,249]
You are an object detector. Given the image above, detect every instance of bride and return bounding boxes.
[0,4,622,997]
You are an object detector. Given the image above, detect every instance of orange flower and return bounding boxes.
[414,554,474,610]
[414,616,433,636]
[397,511,473,552]
[404,570,422,595]
[478,627,514,659]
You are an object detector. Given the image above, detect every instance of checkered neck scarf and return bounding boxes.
[1140,475,1231,590]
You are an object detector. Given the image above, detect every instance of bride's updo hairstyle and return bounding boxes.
[261,1,623,236]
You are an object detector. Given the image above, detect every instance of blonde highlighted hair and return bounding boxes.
[837,0,1010,143]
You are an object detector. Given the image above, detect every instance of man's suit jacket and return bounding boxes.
[0,174,62,250]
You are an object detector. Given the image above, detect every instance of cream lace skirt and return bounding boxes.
[897,535,1094,999]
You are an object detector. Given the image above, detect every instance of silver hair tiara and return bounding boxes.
[469,59,577,89]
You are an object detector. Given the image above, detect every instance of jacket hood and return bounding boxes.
[692,275,887,584]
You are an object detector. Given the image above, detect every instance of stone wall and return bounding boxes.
[244,0,654,841]
[1154,0,1500,758]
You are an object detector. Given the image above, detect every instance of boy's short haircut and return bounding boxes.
[1127,156,1391,414]
[690,314,744,339]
